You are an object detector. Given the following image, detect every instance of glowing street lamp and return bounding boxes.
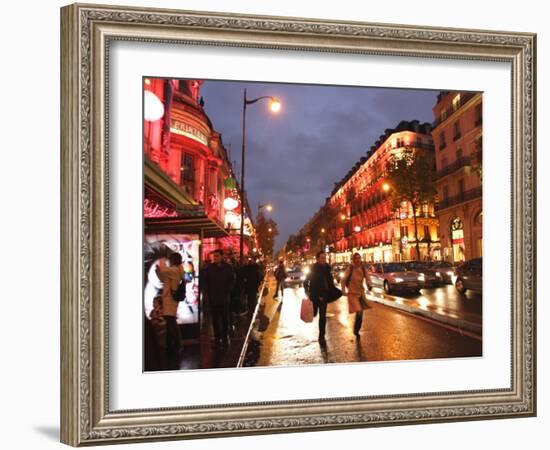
[239,90,282,264]
[382,182,391,192]
[354,226,362,233]
[144,90,164,122]
[223,197,239,211]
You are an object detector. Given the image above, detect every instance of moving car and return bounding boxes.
[331,264,347,284]
[366,262,425,294]
[453,258,482,295]
[285,265,306,287]
[429,260,457,284]
[404,261,443,288]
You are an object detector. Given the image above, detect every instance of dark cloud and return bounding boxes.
[200,80,438,251]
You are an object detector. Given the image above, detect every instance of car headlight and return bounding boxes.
[303,267,310,274]
[435,271,441,277]
[394,277,404,283]
[447,271,454,276]
[418,274,426,281]
[300,275,306,280]
[285,277,291,281]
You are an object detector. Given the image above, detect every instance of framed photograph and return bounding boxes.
[60,3,536,446]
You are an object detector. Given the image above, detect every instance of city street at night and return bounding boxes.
[143,78,484,371]
[249,275,482,367]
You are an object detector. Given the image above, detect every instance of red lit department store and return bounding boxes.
[143,78,258,258]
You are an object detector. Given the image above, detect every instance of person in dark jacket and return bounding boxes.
[242,257,261,315]
[274,260,287,299]
[202,249,236,347]
[304,251,335,344]
[224,250,243,328]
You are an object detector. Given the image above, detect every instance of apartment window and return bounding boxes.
[452,94,461,111]
[424,225,431,241]
[458,178,465,196]
[475,104,482,126]
[400,226,409,239]
[453,121,461,141]
[443,186,449,201]
[439,131,447,150]
[442,156,448,168]
[456,148,463,161]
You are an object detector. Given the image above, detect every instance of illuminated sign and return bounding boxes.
[170,120,209,145]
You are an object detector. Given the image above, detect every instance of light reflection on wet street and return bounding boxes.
[254,278,482,367]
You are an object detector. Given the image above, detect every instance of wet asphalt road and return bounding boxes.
[366,283,482,326]
[255,279,482,367]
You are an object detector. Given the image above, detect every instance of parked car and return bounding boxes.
[285,265,306,287]
[404,261,443,288]
[366,262,425,294]
[453,258,482,295]
[429,260,457,284]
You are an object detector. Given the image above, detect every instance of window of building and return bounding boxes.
[452,94,461,111]
[458,178,465,196]
[400,226,408,239]
[180,153,195,183]
[456,148,463,161]
[442,156,448,168]
[424,225,430,241]
[475,104,482,126]
[443,185,449,201]
[453,121,461,140]
[439,131,447,150]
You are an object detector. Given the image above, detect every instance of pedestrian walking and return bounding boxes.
[341,252,369,337]
[304,251,337,344]
[242,257,261,315]
[155,252,185,369]
[225,250,244,327]
[202,249,236,347]
[274,260,286,299]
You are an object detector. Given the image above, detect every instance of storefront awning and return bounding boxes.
[145,215,230,238]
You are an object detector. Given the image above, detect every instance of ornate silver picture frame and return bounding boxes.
[60,3,536,446]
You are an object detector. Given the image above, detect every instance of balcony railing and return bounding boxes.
[437,156,472,179]
[436,186,482,211]
[434,93,476,127]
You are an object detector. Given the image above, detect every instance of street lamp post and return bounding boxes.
[239,89,281,264]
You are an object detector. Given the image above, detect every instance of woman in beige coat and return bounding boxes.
[341,252,369,336]
[156,252,185,369]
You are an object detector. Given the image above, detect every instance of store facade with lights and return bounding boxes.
[143,78,257,334]
[431,91,483,263]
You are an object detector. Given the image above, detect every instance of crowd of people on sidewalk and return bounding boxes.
[201,249,266,348]
[145,244,370,371]
[145,247,266,371]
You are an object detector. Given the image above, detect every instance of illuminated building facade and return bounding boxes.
[143,78,256,257]
[296,121,439,264]
[431,92,482,263]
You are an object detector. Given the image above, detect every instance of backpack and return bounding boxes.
[344,264,366,288]
[172,278,186,302]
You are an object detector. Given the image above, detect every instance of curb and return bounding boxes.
[366,295,482,336]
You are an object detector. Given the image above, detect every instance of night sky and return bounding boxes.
[200,80,439,252]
